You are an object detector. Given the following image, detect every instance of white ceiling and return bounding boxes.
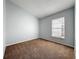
[10,0,75,18]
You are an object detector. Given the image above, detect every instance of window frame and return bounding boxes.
[51,17,65,39]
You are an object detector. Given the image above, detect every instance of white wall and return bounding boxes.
[5,0,39,46]
[3,0,6,54]
[5,0,74,48]
[39,7,74,47]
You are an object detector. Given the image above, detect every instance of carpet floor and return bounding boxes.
[4,39,74,59]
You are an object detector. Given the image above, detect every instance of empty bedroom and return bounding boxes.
[4,0,75,59]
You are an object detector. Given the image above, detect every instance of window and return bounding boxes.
[52,17,65,38]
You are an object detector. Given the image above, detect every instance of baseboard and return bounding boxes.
[6,38,39,47]
[5,38,74,48]
[39,38,74,48]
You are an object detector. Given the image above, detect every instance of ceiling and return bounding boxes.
[10,0,75,18]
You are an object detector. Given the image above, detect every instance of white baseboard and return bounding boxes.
[6,38,38,46]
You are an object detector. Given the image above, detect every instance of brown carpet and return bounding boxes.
[4,39,74,59]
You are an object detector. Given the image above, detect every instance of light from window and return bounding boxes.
[52,17,65,38]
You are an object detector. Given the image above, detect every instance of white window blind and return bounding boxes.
[52,17,65,38]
